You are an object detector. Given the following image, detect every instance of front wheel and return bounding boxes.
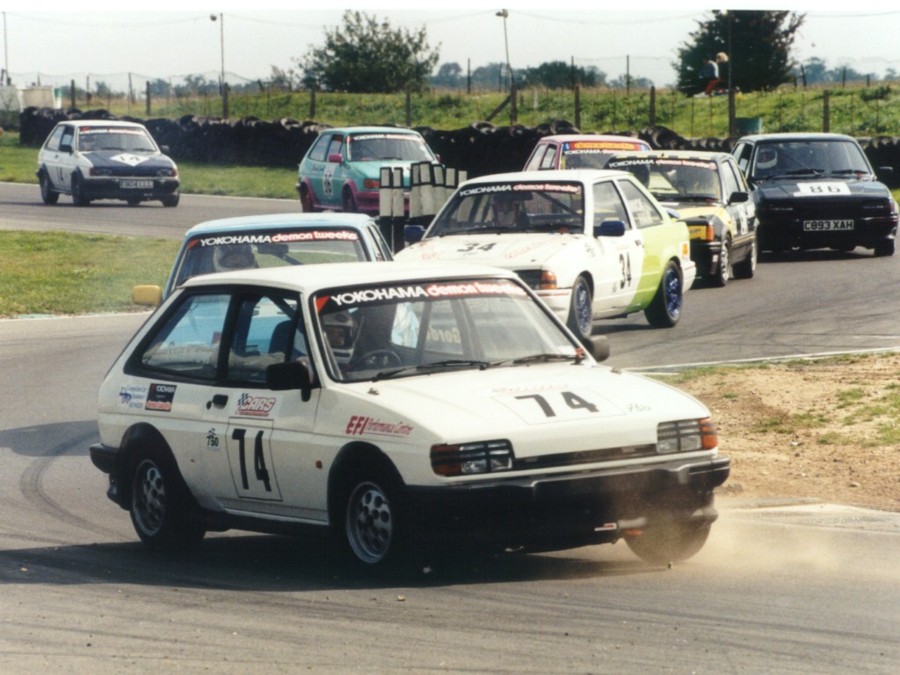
[625,520,711,565]
[129,449,205,548]
[566,275,593,341]
[644,260,683,328]
[342,188,358,213]
[71,173,90,206]
[161,194,180,208]
[39,171,59,205]
[339,465,405,569]
[873,239,895,257]
[711,237,731,287]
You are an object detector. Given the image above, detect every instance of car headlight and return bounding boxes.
[656,418,717,454]
[431,440,513,476]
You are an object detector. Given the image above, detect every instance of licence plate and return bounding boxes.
[803,219,854,231]
[120,179,153,189]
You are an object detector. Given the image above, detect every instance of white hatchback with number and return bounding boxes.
[91,261,728,570]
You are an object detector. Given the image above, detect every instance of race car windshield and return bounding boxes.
[607,158,721,202]
[171,229,367,289]
[347,135,435,162]
[750,140,872,180]
[313,278,580,382]
[429,183,585,235]
[78,129,157,153]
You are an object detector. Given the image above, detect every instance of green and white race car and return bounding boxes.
[398,169,697,340]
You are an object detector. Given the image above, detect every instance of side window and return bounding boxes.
[539,144,559,170]
[44,125,65,151]
[327,135,345,159]
[308,134,330,162]
[618,180,666,229]
[734,143,753,174]
[60,126,75,151]
[722,160,744,196]
[136,293,231,380]
[592,180,630,227]
[227,293,305,385]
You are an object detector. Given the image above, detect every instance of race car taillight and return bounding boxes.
[431,440,513,476]
[656,418,717,454]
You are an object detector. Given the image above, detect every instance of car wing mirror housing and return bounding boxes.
[404,224,426,243]
[594,219,626,238]
[60,143,73,154]
[728,191,750,204]
[132,284,162,307]
[267,361,313,401]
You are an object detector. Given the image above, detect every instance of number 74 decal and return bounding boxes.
[228,427,283,500]
[504,389,620,422]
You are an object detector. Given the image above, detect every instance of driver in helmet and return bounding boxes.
[755,146,778,175]
[215,243,257,271]
[491,192,528,229]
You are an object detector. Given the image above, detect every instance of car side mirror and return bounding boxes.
[594,219,626,238]
[60,143,73,154]
[327,153,343,164]
[132,284,162,307]
[404,224,426,243]
[160,145,171,154]
[728,191,750,204]
[267,360,313,401]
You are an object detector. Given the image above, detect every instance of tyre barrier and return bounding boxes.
[17,108,900,187]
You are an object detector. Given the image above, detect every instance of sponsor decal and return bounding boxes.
[235,393,277,417]
[459,183,581,198]
[145,383,176,412]
[118,384,148,410]
[79,127,145,136]
[350,133,422,143]
[206,428,220,448]
[110,153,151,167]
[564,140,646,152]
[197,230,358,247]
[793,181,851,197]
[317,279,526,311]
[608,157,715,171]
[345,415,413,437]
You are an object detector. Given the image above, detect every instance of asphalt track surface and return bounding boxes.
[1,181,899,672]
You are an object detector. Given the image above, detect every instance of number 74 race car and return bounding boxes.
[90,261,728,570]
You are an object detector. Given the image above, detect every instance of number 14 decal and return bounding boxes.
[230,428,282,500]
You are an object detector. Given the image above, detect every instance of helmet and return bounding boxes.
[215,243,256,270]
[756,147,778,171]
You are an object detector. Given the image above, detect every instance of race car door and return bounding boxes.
[205,290,324,523]
[589,179,644,312]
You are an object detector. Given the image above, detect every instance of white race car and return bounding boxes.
[397,170,697,341]
[90,261,728,569]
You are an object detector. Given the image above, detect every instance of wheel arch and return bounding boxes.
[114,422,180,508]
[327,441,403,524]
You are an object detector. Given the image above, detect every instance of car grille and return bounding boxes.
[513,444,658,470]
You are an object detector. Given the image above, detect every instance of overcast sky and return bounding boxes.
[3,3,900,91]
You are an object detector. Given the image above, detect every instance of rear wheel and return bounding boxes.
[39,170,59,205]
[129,447,205,548]
[625,519,711,565]
[644,260,683,328]
[299,186,316,212]
[566,275,593,341]
[733,238,757,279]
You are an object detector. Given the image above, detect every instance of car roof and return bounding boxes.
[183,212,377,238]
[606,149,732,162]
[739,132,858,143]
[459,168,633,186]
[181,260,518,294]
[318,126,424,136]
[536,134,650,146]
[64,120,148,130]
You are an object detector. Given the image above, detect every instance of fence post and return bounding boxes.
[146,81,151,117]
[649,86,656,127]
[823,90,830,133]
[405,89,412,127]
[574,84,581,130]
[309,90,316,119]
[70,79,76,109]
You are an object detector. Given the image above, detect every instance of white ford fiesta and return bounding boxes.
[90,261,729,570]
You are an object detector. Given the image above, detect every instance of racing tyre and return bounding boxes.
[644,260,683,328]
[873,239,895,257]
[129,448,205,548]
[566,275,593,341]
[732,238,757,279]
[342,187,358,213]
[39,170,59,205]
[71,173,90,206]
[126,197,142,207]
[625,520,711,565]
[299,186,316,213]
[711,237,731,287]
[339,463,406,569]
[161,194,180,208]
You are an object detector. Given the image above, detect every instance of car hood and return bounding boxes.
[333,362,708,454]
[82,151,176,170]
[657,201,722,219]
[753,176,892,201]
[396,231,586,268]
